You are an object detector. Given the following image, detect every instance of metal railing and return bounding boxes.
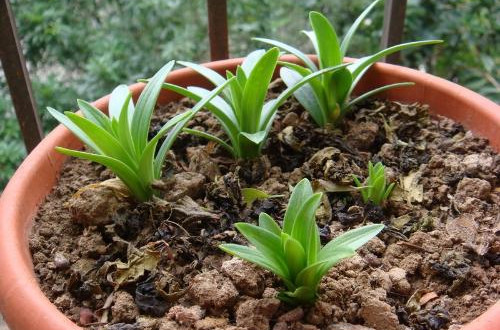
[0,0,407,153]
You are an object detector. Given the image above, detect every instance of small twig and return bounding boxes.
[397,241,430,252]
[165,219,191,237]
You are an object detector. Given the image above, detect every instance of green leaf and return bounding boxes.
[340,0,383,56]
[64,112,136,168]
[318,224,384,261]
[234,222,288,275]
[260,64,349,130]
[154,120,188,178]
[162,83,240,146]
[187,86,239,127]
[254,37,318,72]
[349,40,443,79]
[137,112,191,186]
[280,66,327,126]
[370,179,383,205]
[241,49,267,76]
[178,60,227,86]
[295,247,356,288]
[239,131,267,145]
[179,61,233,104]
[383,182,396,200]
[291,192,322,255]
[258,213,282,236]
[283,234,307,280]
[346,82,414,109]
[236,222,282,257]
[132,60,175,152]
[116,91,136,157]
[237,131,267,159]
[302,30,319,57]
[331,68,353,110]
[225,71,243,123]
[309,11,342,68]
[235,66,247,87]
[306,216,320,266]
[77,99,112,133]
[219,244,289,280]
[153,77,234,177]
[283,178,313,234]
[278,286,317,305]
[47,107,101,153]
[183,128,235,157]
[240,47,280,132]
[108,84,133,122]
[241,188,270,207]
[55,147,150,201]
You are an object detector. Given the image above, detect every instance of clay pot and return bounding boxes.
[0,57,498,330]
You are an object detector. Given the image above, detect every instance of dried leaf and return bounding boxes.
[172,196,220,224]
[406,289,426,312]
[391,214,412,230]
[278,126,303,151]
[391,170,423,204]
[312,179,355,193]
[73,178,131,200]
[107,241,166,289]
[419,292,438,305]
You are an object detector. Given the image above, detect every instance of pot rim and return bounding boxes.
[0,56,498,330]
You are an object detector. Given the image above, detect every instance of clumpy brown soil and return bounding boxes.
[30,80,499,330]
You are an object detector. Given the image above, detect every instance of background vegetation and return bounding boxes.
[1,0,498,188]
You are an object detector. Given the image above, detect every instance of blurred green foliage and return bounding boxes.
[0,0,498,189]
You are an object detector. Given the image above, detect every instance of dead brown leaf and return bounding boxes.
[105,241,167,289]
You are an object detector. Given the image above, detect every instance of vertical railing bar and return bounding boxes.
[207,0,229,61]
[380,0,407,64]
[0,0,43,153]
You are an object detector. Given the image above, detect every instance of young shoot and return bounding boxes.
[161,48,348,159]
[255,0,442,127]
[353,161,395,205]
[48,61,232,202]
[220,178,384,305]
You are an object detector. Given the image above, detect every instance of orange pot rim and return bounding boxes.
[0,57,499,330]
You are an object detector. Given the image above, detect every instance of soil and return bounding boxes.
[29,80,499,330]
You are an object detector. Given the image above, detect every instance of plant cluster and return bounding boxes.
[160,48,347,158]
[221,179,384,304]
[353,161,395,205]
[49,61,233,201]
[255,0,442,126]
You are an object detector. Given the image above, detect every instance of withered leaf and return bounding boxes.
[105,241,166,289]
[391,170,423,204]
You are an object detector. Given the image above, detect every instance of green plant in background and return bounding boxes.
[220,178,384,304]
[161,48,348,159]
[255,1,442,127]
[353,161,395,205]
[404,0,499,103]
[48,61,232,201]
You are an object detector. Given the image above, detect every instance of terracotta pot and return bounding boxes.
[0,57,498,330]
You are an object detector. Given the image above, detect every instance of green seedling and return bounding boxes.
[220,178,384,304]
[353,161,395,205]
[241,187,284,207]
[255,1,442,127]
[160,48,347,159]
[49,61,232,201]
